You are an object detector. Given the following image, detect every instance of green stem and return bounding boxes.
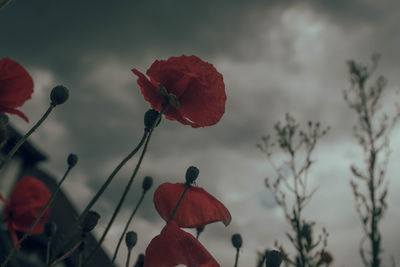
[110,192,145,265]
[0,104,54,170]
[53,131,148,258]
[169,184,189,221]
[84,106,165,265]
[46,238,52,266]
[234,247,240,267]
[126,249,132,267]
[1,163,71,267]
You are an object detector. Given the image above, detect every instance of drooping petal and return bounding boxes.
[0,58,34,122]
[144,221,220,267]
[154,183,231,228]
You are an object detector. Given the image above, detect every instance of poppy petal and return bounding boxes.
[144,221,220,267]
[0,58,33,121]
[133,55,226,128]
[154,183,231,228]
[5,176,51,235]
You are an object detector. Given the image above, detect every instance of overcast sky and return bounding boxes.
[2,1,400,266]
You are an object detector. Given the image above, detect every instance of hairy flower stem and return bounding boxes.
[84,106,166,265]
[110,191,146,265]
[49,238,83,267]
[169,184,189,221]
[0,162,72,267]
[0,104,54,170]
[53,131,148,259]
[233,247,240,267]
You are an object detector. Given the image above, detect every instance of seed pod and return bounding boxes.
[81,211,100,233]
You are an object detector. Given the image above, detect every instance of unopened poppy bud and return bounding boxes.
[265,250,282,267]
[50,85,69,106]
[44,221,57,238]
[144,109,160,131]
[142,176,153,192]
[67,153,78,167]
[125,231,138,250]
[231,233,242,249]
[185,166,199,184]
[81,210,100,233]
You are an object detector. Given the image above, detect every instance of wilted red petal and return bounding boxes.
[4,176,51,247]
[132,55,226,128]
[0,58,34,122]
[144,221,220,267]
[154,183,231,228]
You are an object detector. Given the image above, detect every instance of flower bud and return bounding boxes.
[81,210,100,233]
[142,176,153,192]
[185,166,199,184]
[44,221,57,238]
[67,153,78,167]
[231,233,242,249]
[144,109,160,131]
[125,231,138,250]
[50,85,69,106]
[265,250,282,267]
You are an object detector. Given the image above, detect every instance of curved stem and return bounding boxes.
[0,104,54,170]
[110,192,145,265]
[1,163,71,267]
[84,106,165,265]
[49,238,83,267]
[53,131,148,258]
[233,247,240,267]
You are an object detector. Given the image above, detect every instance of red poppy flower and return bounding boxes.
[144,221,220,267]
[0,58,34,122]
[132,55,226,128]
[0,176,51,249]
[154,183,231,228]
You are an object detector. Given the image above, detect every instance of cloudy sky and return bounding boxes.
[2,1,400,266]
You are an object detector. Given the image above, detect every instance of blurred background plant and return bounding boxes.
[258,114,332,267]
[343,53,400,267]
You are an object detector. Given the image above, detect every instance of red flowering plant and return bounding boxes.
[0,58,34,122]
[132,55,226,128]
[0,176,51,250]
[144,166,231,267]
